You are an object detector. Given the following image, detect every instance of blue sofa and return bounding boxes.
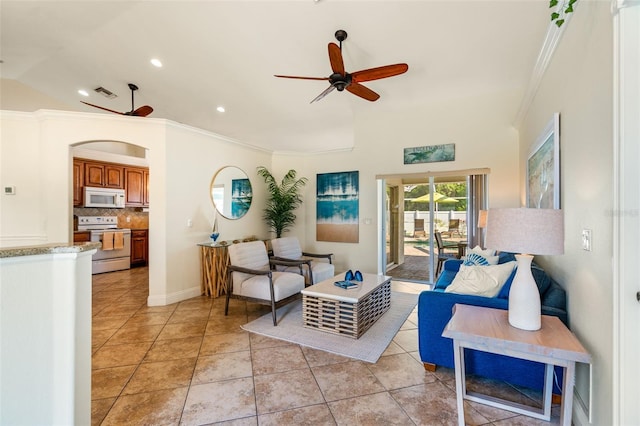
[417,253,568,393]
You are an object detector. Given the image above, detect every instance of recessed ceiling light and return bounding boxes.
[216,106,225,113]
[78,89,89,97]
[150,58,162,68]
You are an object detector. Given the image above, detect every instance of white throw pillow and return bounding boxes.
[466,245,496,257]
[445,261,516,297]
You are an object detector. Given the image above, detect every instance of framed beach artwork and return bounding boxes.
[527,113,560,209]
[404,144,455,164]
[316,171,359,243]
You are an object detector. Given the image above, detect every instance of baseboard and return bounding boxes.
[147,285,201,306]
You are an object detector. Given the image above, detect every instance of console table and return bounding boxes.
[442,304,591,426]
[197,241,230,297]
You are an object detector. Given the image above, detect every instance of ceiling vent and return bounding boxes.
[93,86,117,99]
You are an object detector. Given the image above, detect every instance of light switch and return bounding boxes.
[581,229,592,251]
[4,186,16,195]
[187,218,193,228]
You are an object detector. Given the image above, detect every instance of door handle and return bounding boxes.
[637,291,640,302]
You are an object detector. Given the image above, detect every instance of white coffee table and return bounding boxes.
[301,273,391,339]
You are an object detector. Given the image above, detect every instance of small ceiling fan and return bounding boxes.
[275,30,408,103]
[81,83,153,117]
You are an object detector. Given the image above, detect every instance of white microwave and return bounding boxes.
[84,187,126,208]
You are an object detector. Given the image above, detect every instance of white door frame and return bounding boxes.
[612,1,639,425]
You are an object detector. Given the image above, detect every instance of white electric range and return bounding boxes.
[77,216,132,274]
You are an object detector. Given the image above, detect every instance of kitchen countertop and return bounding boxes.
[0,242,101,259]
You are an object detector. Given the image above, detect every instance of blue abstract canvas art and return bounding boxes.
[316,171,359,243]
[231,178,252,218]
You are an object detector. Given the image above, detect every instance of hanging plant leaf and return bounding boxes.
[555,19,565,27]
[549,0,559,7]
[551,11,560,20]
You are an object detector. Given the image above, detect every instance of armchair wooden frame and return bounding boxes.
[225,257,308,326]
[271,252,333,285]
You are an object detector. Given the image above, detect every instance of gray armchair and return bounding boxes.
[270,237,334,285]
[225,240,306,325]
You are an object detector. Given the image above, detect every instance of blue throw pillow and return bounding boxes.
[497,266,518,299]
[531,263,552,295]
[497,251,517,264]
[463,252,498,266]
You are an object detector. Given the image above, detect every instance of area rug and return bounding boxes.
[241,291,418,363]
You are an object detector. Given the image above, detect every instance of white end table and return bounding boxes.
[442,304,591,426]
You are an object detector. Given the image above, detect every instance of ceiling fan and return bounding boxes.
[81,83,153,117]
[275,30,408,103]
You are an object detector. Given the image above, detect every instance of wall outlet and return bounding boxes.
[4,186,16,195]
[581,229,592,251]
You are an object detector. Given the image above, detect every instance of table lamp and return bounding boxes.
[477,210,488,248]
[484,208,564,331]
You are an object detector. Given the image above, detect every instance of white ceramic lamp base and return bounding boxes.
[508,254,541,331]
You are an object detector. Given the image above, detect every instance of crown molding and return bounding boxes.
[512,15,571,128]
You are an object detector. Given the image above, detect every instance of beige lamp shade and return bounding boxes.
[477,210,488,229]
[485,208,564,255]
[485,207,564,331]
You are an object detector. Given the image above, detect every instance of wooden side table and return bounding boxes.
[442,304,591,426]
[198,242,230,297]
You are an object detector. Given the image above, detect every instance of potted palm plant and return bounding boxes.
[257,166,308,238]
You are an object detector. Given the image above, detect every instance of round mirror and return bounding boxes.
[210,166,253,219]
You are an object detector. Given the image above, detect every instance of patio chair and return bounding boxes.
[434,231,459,277]
[270,237,334,285]
[414,219,426,238]
[442,218,461,238]
[225,240,306,325]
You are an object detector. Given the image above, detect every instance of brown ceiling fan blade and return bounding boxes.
[346,83,380,102]
[130,105,154,117]
[351,63,409,83]
[328,43,345,76]
[81,101,125,115]
[310,85,336,104]
[274,75,329,81]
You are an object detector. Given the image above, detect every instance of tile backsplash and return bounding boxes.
[73,207,149,230]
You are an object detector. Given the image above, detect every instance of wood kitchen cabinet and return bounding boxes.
[124,167,149,207]
[73,159,84,206]
[130,229,148,266]
[84,160,125,189]
[73,231,91,243]
[143,169,150,206]
[73,158,149,207]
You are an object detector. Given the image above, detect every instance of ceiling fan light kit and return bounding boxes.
[81,83,154,117]
[275,29,408,103]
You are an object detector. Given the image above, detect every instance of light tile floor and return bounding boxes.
[91,267,560,425]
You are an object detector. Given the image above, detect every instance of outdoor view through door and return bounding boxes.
[386,178,468,283]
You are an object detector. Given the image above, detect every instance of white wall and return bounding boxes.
[273,89,522,275]
[518,2,613,424]
[0,110,271,306]
[0,79,74,111]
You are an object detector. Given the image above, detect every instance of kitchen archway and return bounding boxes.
[71,140,150,292]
